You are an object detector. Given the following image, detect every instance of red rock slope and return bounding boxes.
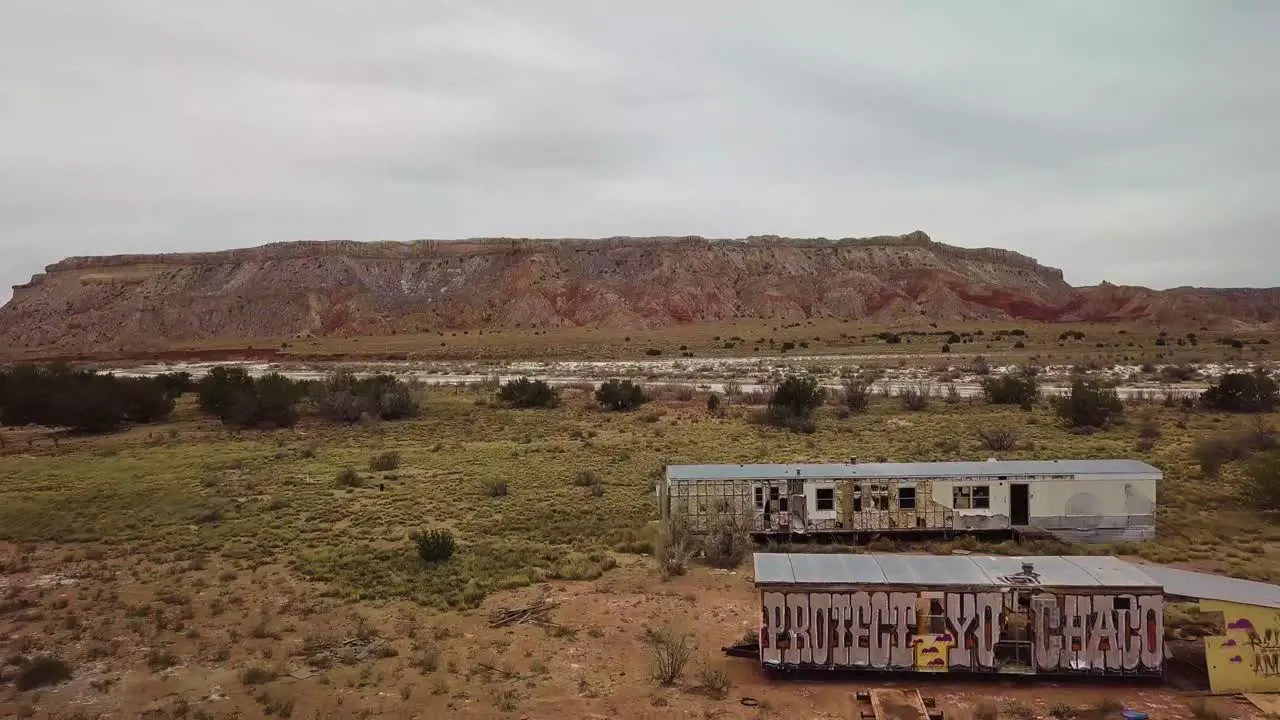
[0,232,1275,353]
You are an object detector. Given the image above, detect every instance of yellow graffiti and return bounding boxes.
[1199,601,1280,694]
[913,634,954,672]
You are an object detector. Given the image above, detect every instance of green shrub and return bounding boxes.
[647,627,694,686]
[1054,379,1123,428]
[595,379,646,411]
[981,372,1039,409]
[313,370,420,422]
[899,383,931,411]
[706,393,723,416]
[766,375,823,423]
[336,467,362,487]
[0,365,175,433]
[573,470,600,487]
[1244,451,1280,510]
[698,664,731,699]
[1202,371,1278,413]
[196,366,254,417]
[977,425,1019,451]
[702,509,752,569]
[654,518,693,578]
[198,369,305,428]
[411,529,455,563]
[497,377,560,409]
[842,379,872,413]
[369,451,401,472]
[1137,414,1162,439]
[1193,423,1276,476]
[483,479,509,497]
[15,655,72,690]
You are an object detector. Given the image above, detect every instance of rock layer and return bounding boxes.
[1,231,1275,353]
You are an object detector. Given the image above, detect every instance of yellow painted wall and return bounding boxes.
[1199,599,1280,694]
[913,634,952,672]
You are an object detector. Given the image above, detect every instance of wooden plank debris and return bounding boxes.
[488,598,560,629]
[1245,694,1280,716]
[870,689,931,720]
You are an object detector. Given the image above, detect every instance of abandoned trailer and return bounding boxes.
[753,553,1165,677]
[751,553,1280,694]
[659,459,1160,543]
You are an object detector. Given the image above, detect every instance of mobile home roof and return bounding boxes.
[754,553,1280,609]
[666,459,1160,482]
[753,553,1160,588]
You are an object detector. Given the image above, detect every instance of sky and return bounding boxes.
[1,1,1277,299]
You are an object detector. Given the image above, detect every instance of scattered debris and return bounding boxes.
[302,635,389,670]
[476,663,531,681]
[488,598,560,629]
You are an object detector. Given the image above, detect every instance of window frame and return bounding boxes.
[769,486,788,512]
[972,485,991,509]
[898,486,917,510]
[953,484,992,510]
[815,487,835,512]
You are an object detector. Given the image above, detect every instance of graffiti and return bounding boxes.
[1247,623,1280,676]
[1199,605,1280,693]
[1032,594,1162,671]
[761,590,1163,673]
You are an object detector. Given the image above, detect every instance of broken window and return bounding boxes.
[972,485,991,509]
[898,487,917,510]
[954,485,991,510]
[815,488,835,511]
[769,487,788,512]
[861,484,889,511]
[925,598,946,634]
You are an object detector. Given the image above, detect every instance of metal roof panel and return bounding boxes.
[968,556,1103,587]
[667,459,1161,482]
[753,554,1280,608]
[1135,563,1280,609]
[789,554,887,584]
[872,555,994,585]
[753,553,795,584]
[1063,556,1160,588]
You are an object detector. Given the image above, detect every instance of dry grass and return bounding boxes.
[647,627,695,686]
[4,389,1280,603]
[36,320,1276,365]
[2,376,1280,718]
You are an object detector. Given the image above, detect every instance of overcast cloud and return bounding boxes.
[2,1,1277,297]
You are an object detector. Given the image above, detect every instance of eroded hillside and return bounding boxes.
[1,231,1275,355]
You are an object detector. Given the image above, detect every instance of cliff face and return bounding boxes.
[0,232,1273,353]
